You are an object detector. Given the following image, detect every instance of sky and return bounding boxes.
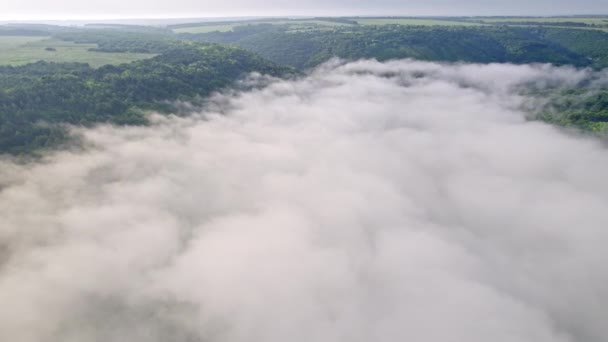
[1,0,606,20]
[0,59,607,342]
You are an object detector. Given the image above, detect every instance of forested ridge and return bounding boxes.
[179,25,607,69]
[0,42,291,154]
[1,22,608,154]
[180,24,608,137]
[538,90,608,133]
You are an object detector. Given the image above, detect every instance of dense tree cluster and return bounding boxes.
[1,23,608,153]
[0,43,290,153]
[53,30,177,53]
[540,28,608,66]
[179,24,608,136]
[179,25,606,69]
[491,21,599,27]
[538,90,608,132]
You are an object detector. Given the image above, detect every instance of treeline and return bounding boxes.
[312,18,359,25]
[538,89,608,132]
[2,23,608,152]
[178,24,286,45]
[0,24,177,54]
[540,28,608,67]
[53,30,178,53]
[177,24,608,133]
[491,21,604,28]
[0,27,51,36]
[0,43,291,154]
[179,25,599,69]
[82,24,171,33]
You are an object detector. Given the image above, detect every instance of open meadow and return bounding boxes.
[0,36,156,67]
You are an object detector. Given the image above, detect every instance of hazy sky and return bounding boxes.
[1,0,606,20]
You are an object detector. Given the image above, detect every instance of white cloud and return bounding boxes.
[0,59,607,342]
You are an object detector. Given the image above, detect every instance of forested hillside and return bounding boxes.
[179,25,606,69]
[1,21,608,154]
[177,24,608,136]
[539,89,608,133]
[540,29,608,67]
[0,42,290,154]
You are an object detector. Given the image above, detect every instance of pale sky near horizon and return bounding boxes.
[1,0,607,20]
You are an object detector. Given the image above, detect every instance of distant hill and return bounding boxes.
[178,25,608,69]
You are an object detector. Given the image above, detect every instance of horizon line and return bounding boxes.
[2,13,608,22]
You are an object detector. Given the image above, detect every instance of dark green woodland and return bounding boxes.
[1,19,608,153]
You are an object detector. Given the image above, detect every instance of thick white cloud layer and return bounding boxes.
[0,60,607,342]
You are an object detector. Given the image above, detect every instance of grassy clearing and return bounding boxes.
[356,18,484,26]
[0,36,156,67]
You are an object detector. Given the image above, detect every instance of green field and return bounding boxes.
[0,36,157,67]
[356,18,484,26]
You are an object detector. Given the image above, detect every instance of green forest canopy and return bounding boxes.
[0,21,607,154]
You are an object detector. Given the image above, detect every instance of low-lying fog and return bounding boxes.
[1,59,607,342]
